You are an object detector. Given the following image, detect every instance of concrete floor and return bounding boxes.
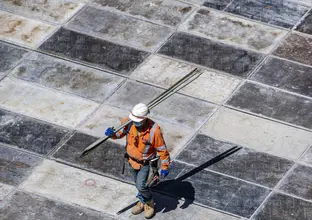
[1,0,312,219]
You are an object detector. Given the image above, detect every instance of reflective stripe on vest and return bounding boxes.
[142,123,157,160]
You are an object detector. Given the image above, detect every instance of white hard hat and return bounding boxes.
[129,103,149,122]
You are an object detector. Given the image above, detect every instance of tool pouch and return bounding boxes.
[145,157,160,188]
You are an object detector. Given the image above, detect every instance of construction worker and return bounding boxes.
[105,103,170,219]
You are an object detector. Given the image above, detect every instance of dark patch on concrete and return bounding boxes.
[157,161,270,218]
[158,32,264,77]
[226,81,312,129]
[0,108,69,155]
[253,193,312,220]
[279,165,312,201]
[52,132,133,182]
[296,11,312,35]
[203,0,232,10]
[11,52,125,102]
[274,33,312,66]
[39,28,149,75]
[0,41,28,77]
[176,134,294,188]
[0,191,115,219]
[225,0,309,28]
[0,145,42,185]
[92,0,194,26]
[250,57,312,98]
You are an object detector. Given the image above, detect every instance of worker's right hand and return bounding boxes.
[105,127,115,137]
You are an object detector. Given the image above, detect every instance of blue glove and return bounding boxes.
[160,169,169,177]
[105,127,115,137]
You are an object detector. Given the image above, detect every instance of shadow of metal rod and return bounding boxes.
[177,146,242,181]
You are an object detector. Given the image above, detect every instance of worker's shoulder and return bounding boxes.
[148,119,162,132]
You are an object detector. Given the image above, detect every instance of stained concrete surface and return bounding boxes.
[176,134,294,188]
[278,164,312,201]
[0,191,115,220]
[20,160,137,216]
[203,0,232,10]
[180,8,287,53]
[296,11,312,35]
[10,52,125,102]
[0,10,55,48]
[0,145,42,186]
[39,28,149,74]
[250,57,312,98]
[0,108,69,155]
[201,108,312,160]
[0,41,28,78]
[226,81,312,129]
[252,193,312,220]
[1,1,312,219]
[66,6,172,52]
[274,33,312,66]
[224,0,309,28]
[0,77,99,128]
[158,32,264,77]
[91,0,194,26]
[0,0,84,25]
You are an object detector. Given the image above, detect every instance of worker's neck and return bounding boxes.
[135,123,148,133]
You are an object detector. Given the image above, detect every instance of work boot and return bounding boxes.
[144,200,155,219]
[132,201,144,215]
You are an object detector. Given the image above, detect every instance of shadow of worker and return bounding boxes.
[153,146,242,214]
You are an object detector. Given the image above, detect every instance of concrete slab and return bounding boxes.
[10,52,125,102]
[157,162,270,218]
[0,10,55,48]
[0,191,116,220]
[274,33,312,66]
[250,57,312,98]
[180,70,241,104]
[180,8,287,53]
[278,164,312,201]
[158,32,264,77]
[0,145,42,186]
[79,104,195,157]
[0,183,14,201]
[91,0,194,26]
[226,81,312,129]
[0,0,84,25]
[20,160,137,216]
[299,146,312,166]
[225,0,309,29]
[0,77,99,128]
[66,6,172,52]
[130,55,195,88]
[176,134,294,188]
[119,192,241,220]
[0,108,69,155]
[108,80,216,128]
[203,0,232,10]
[253,193,312,220]
[0,41,28,78]
[201,107,312,160]
[296,11,312,36]
[39,28,149,75]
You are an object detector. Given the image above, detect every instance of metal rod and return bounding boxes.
[80,68,200,157]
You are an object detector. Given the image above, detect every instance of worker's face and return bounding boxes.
[134,119,146,128]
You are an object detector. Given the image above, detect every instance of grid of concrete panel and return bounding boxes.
[1,0,312,219]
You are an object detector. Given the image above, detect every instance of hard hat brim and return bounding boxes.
[129,112,145,122]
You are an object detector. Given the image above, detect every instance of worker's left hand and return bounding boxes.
[160,169,169,177]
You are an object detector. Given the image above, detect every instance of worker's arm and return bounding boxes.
[107,118,130,139]
[153,126,170,170]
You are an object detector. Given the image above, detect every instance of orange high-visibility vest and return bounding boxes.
[112,117,170,170]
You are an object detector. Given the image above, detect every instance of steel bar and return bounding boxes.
[80,68,200,157]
